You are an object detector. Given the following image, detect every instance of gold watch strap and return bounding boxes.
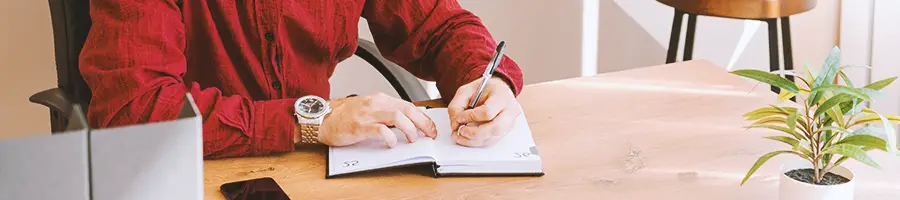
[299,124,321,144]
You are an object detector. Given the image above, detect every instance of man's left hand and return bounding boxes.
[448,77,522,147]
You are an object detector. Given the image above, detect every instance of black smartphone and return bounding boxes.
[220,177,290,200]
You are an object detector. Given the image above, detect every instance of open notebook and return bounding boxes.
[327,108,543,178]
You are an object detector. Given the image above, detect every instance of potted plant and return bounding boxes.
[731,47,899,200]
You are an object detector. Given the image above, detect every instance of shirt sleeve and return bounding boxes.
[361,0,524,99]
[80,0,295,159]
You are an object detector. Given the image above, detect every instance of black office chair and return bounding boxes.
[30,0,430,133]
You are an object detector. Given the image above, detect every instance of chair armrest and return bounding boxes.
[29,88,73,117]
[355,38,432,102]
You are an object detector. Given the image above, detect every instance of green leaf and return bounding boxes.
[837,134,889,152]
[814,47,842,87]
[786,109,799,131]
[764,136,800,148]
[824,144,881,169]
[744,107,785,118]
[744,106,796,120]
[863,77,898,91]
[859,88,885,99]
[731,69,800,94]
[838,71,855,88]
[849,126,879,136]
[746,124,805,140]
[840,65,872,70]
[778,89,797,102]
[810,47,842,104]
[825,105,846,128]
[741,150,799,186]
[831,156,851,169]
[796,145,814,158]
[871,111,898,154]
[822,126,852,145]
[845,99,865,116]
[804,62,816,84]
[815,93,856,117]
[824,130,835,147]
[811,84,872,101]
[769,105,798,114]
[747,112,784,121]
[849,114,900,127]
[822,126,852,135]
[751,116,786,126]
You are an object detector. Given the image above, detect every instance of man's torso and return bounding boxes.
[181,0,365,101]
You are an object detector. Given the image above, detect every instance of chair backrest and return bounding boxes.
[48,0,93,109]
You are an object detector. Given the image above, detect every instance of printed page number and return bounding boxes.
[342,160,359,168]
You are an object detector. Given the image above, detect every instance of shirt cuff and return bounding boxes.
[458,55,523,96]
[250,98,298,156]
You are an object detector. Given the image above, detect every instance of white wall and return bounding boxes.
[840,0,900,123]
[331,0,586,99]
[598,0,840,74]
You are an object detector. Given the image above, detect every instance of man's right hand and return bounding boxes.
[314,93,438,148]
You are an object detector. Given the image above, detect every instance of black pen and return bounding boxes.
[467,41,507,110]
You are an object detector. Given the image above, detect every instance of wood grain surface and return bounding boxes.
[204,60,900,199]
[657,0,817,19]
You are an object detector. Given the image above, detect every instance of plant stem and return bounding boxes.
[813,160,821,183]
[804,98,824,184]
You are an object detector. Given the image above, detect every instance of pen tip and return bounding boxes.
[496,41,506,51]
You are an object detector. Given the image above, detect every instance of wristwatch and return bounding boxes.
[294,95,331,144]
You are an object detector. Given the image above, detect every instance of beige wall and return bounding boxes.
[0,0,57,138]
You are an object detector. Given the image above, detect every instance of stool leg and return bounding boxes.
[684,14,697,61]
[666,9,684,64]
[766,19,780,94]
[780,17,795,80]
[781,17,797,101]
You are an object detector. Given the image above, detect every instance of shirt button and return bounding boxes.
[272,82,282,90]
[264,32,275,41]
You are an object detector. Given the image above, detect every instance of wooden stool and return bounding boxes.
[658,0,816,93]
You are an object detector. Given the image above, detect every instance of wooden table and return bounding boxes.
[204,60,900,199]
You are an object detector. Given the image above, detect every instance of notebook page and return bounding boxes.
[423,108,541,164]
[328,128,437,176]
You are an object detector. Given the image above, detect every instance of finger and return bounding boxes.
[458,108,520,147]
[376,111,419,143]
[372,125,398,148]
[448,85,475,135]
[482,109,520,146]
[455,130,486,147]
[457,122,485,140]
[493,107,521,135]
[455,96,506,124]
[398,103,437,139]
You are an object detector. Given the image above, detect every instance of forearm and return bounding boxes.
[363,0,524,98]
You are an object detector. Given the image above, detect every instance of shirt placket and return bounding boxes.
[257,0,283,98]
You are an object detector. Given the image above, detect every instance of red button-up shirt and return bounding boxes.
[80,0,523,159]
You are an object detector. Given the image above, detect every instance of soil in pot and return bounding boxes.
[785,169,850,185]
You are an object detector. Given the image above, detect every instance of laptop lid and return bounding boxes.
[0,106,91,200]
[89,93,203,200]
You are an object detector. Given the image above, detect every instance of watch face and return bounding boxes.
[295,96,329,118]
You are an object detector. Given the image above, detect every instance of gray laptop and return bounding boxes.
[0,106,91,200]
[0,93,203,200]
[90,94,203,200]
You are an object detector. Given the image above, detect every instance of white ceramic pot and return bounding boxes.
[779,159,856,200]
